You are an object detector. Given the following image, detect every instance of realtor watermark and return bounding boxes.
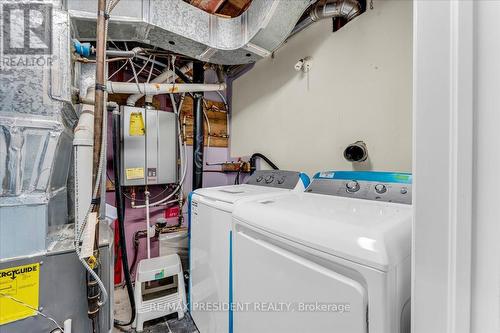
[147,301,352,314]
[1,2,53,67]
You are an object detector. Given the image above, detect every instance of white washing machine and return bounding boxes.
[231,171,412,333]
[189,170,310,333]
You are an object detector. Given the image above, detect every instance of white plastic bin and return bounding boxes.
[159,229,189,272]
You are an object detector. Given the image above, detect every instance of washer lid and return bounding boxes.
[194,184,289,204]
[233,192,412,272]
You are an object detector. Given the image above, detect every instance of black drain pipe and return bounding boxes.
[112,109,136,327]
[192,62,205,190]
[249,153,279,174]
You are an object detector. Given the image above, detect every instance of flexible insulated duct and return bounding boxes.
[289,0,363,38]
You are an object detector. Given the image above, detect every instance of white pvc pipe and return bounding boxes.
[107,81,226,95]
[145,191,151,259]
[127,62,193,106]
[74,91,95,232]
[63,319,72,333]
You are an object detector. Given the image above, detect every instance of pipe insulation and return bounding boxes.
[127,62,193,106]
[108,82,226,95]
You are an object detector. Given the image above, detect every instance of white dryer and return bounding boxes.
[189,170,310,333]
[231,171,412,333]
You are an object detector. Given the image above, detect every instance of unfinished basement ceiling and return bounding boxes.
[69,0,313,65]
[186,0,253,17]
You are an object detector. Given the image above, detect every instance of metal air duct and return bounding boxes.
[0,1,76,260]
[68,0,314,65]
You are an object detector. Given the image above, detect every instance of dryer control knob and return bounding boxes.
[277,177,285,184]
[256,176,264,182]
[346,181,360,193]
[375,184,387,194]
[265,175,274,184]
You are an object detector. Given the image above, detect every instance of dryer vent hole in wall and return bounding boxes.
[344,141,369,162]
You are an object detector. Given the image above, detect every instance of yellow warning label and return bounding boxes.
[126,167,144,180]
[0,263,40,325]
[129,112,145,136]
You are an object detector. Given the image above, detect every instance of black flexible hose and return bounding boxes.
[249,153,279,174]
[112,110,136,327]
[130,230,147,276]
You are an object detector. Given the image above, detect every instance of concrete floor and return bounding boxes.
[113,286,199,333]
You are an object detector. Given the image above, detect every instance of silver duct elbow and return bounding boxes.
[311,0,362,21]
[290,0,363,38]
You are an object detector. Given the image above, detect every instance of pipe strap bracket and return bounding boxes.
[95,83,107,92]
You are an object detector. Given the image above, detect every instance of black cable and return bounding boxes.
[234,169,241,185]
[130,231,145,276]
[92,316,99,333]
[249,153,279,174]
[112,110,137,327]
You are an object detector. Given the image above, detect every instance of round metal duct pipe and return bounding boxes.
[289,0,363,38]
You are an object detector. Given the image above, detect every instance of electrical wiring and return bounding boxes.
[128,59,142,92]
[108,60,128,80]
[126,55,153,82]
[0,293,64,332]
[146,55,156,83]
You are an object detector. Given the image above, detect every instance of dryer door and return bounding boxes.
[233,223,368,333]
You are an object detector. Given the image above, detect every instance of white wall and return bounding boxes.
[231,0,413,176]
[471,1,500,332]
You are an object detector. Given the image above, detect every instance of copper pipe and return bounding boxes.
[87,0,107,321]
[93,0,107,198]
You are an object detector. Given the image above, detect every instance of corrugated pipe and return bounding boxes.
[289,0,362,38]
[107,47,144,58]
[107,81,226,95]
[127,62,193,106]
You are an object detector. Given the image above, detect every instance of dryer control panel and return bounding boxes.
[246,170,310,190]
[307,171,412,204]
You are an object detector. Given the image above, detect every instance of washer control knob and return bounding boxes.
[265,175,274,184]
[346,181,360,193]
[277,177,285,184]
[256,176,263,182]
[374,184,387,194]
[400,187,408,195]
